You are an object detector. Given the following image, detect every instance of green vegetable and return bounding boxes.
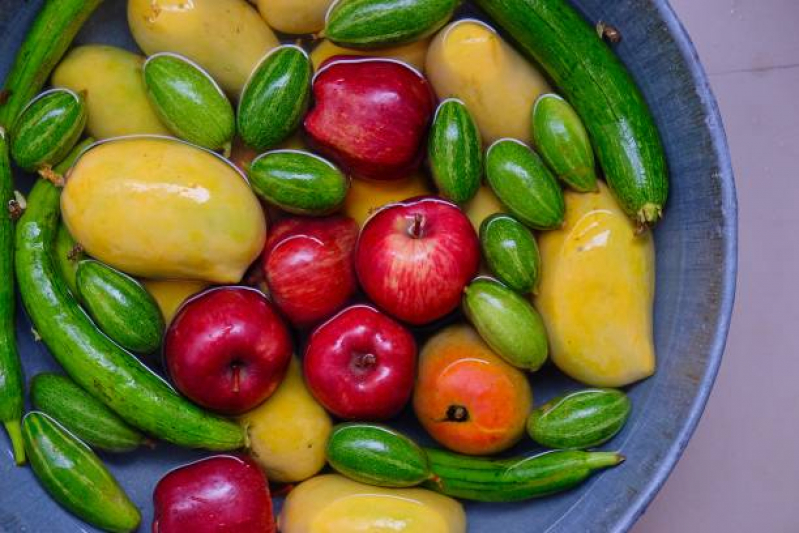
[428,98,482,204]
[22,411,141,532]
[248,150,349,215]
[528,388,631,449]
[463,277,548,371]
[532,93,597,192]
[143,52,235,152]
[15,178,244,451]
[326,423,431,488]
[424,447,623,502]
[10,89,86,173]
[54,222,83,296]
[474,0,669,226]
[238,45,312,152]
[479,214,540,294]
[30,373,147,453]
[76,259,165,354]
[485,139,565,230]
[324,0,460,48]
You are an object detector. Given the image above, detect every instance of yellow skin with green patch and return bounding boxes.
[535,183,656,387]
[256,0,335,34]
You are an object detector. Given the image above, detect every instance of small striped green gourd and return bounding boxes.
[479,213,541,294]
[428,98,482,204]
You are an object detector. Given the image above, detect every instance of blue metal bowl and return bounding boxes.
[0,1,736,531]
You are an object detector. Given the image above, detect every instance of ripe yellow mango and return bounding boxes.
[279,475,466,533]
[52,45,169,140]
[426,20,550,145]
[535,183,656,387]
[256,0,335,34]
[127,0,279,96]
[464,184,506,232]
[61,137,266,283]
[343,172,432,226]
[238,358,331,483]
[311,38,431,72]
[142,279,209,323]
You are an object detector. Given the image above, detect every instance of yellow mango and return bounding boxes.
[425,20,550,144]
[279,475,466,533]
[127,0,279,96]
[142,279,209,323]
[238,359,331,483]
[535,183,656,387]
[464,184,506,232]
[61,137,266,283]
[256,0,335,34]
[311,38,431,72]
[343,172,432,226]
[52,45,169,140]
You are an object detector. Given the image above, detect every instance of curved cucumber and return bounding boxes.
[326,423,431,487]
[424,447,623,502]
[31,373,147,453]
[76,259,165,354]
[474,0,669,225]
[527,388,631,449]
[143,52,235,152]
[54,222,83,296]
[15,178,244,450]
[479,213,540,294]
[22,411,141,532]
[238,45,312,152]
[428,98,482,204]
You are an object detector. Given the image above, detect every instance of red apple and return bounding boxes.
[304,304,416,419]
[164,287,292,414]
[153,455,275,533]
[356,197,480,325]
[262,215,358,327]
[304,57,436,180]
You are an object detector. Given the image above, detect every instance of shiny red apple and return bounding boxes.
[304,57,436,180]
[153,455,275,533]
[164,287,292,415]
[304,304,416,420]
[262,215,358,327]
[355,197,480,325]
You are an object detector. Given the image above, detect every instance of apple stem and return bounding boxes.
[232,365,241,394]
[353,352,377,370]
[408,213,425,239]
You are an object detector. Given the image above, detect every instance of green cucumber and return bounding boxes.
[326,423,431,488]
[528,388,631,450]
[10,89,86,173]
[55,222,83,296]
[238,45,312,152]
[463,277,548,371]
[76,259,165,354]
[324,0,459,48]
[532,94,597,192]
[479,214,540,294]
[423,447,624,502]
[143,53,235,152]
[474,0,669,226]
[0,128,24,465]
[31,373,147,453]
[428,98,482,204]
[15,178,244,450]
[22,411,141,532]
[248,149,349,215]
[485,139,565,230]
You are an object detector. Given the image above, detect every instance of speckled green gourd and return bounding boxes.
[326,423,431,487]
[527,388,631,449]
[428,98,482,204]
[485,139,565,230]
[248,150,349,215]
[324,0,460,48]
[143,53,234,152]
[76,260,164,354]
[22,412,141,532]
[31,373,147,453]
[463,277,548,371]
[11,89,86,172]
[480,214,541,294]
[238,45,312,151]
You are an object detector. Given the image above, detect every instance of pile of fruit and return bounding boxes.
[0,0,668,531]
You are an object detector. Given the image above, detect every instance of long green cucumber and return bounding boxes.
[15,179,244,450]
[424,447,623,502]
[22,411,141,532]
[474,0,668,226]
